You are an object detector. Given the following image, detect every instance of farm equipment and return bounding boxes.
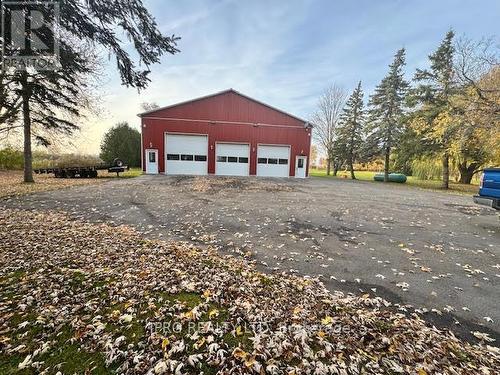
[34,159,129,179]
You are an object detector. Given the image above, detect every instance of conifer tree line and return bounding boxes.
[313,30,499,187]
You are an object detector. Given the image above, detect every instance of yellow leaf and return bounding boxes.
[233,348,247,360]
[244,356,256,367]
[321,316,333,325]
[209,308,219,319]
[161,337,169,351]
[418,369,428,375]
[293,306,302,315]
[194,337,205,350]
[235,325,244,336]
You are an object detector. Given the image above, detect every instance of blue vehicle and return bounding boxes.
[474,168,500,210]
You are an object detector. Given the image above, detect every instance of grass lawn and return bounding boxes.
[310,169,480,195]
[101,167,143,179]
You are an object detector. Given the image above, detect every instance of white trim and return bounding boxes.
[257,142,293,148]
[140,121,144,172]
[143,116,306,130]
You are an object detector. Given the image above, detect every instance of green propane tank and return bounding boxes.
[374,173,407,183]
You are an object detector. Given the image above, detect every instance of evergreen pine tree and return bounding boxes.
[367,49,409,182]
[411,30,457,189]
[337,81,365,179]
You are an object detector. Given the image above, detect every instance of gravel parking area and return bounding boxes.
[2,175,499,343]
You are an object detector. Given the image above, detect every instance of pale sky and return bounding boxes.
[68,0,500,155]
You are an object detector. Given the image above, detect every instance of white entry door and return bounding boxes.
[257,145,290,177]
[216,143,250,176]
[145,149,158,174]
[295,156,307,178]
[165,134,208,175]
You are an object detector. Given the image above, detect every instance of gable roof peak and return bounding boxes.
[137,89,307,123]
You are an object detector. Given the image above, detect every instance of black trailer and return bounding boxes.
[34,159,129,179]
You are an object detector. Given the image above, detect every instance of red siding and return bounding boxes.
[141,90,312,177]
[146,91,305,127]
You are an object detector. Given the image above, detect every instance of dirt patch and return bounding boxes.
[172,175,295,193]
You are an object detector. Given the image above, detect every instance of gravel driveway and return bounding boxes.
[3,175,499,343]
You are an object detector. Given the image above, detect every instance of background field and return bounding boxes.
[309,168,480,195]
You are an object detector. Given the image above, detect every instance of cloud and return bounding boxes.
[68,0,500,154]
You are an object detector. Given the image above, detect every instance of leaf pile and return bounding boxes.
[1,209,499,374]
[0,171,105,199]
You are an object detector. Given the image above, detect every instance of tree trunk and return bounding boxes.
[326,159,331,176]
[441,152,449,189]
[21,73,34,183]
[458,161,479,184]
[384,147,390,182]
[349,155,355,180]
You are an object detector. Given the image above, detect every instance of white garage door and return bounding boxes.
[165,134,208,175]
[257,145,290,177]
[216,143,250,176]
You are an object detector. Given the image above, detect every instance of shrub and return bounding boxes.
[0,147,24,170]
[100,122,141,167]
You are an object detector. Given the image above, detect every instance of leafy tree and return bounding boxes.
[100,123,141,167]
[452,38,500,182]
[311,85,347,176]
[337,81,365,179]
[410,31,458,189]
[0,1,179,182]
[452,71,500,183]
[367,48,409,182]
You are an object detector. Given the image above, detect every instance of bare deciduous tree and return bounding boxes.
[454,36,500,116]
[311,84,347,175]
[141,102,161,112]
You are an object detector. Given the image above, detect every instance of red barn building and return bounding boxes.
[139,89,312,178]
